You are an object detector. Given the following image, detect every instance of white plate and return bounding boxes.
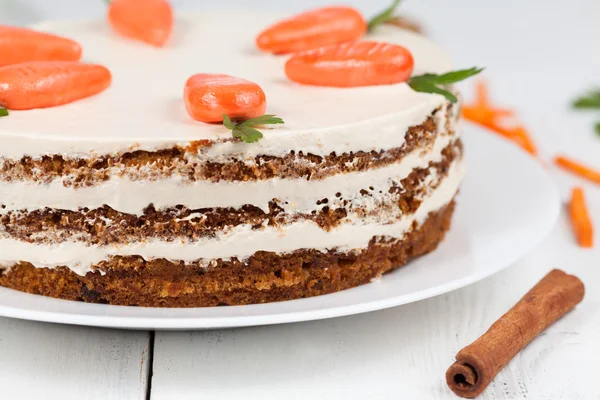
[0,124,560,330]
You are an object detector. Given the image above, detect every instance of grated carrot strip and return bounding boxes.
[474,80,489,108]
[507,126,537,156]
[555,156,600,185]
[568,187,594,248]
[462,106,514,126]
[477,122,537,156]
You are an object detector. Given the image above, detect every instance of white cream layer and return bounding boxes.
[0,12,452,159]
[0,159,465,275]
[0,132,456,215]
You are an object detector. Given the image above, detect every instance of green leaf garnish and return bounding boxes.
[223,114,235,130]
[408,80,457,103]
[572,89,600,137]
[367,0,402,32]
[0,107,8,117]
[408,67,484,103]
[223,114,284,143]
[573,90,600,109]
[409,67,485,85]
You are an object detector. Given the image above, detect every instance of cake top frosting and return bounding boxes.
[0,11,452,159]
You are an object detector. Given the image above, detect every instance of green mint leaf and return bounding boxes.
[408,67,484,102]
[408,80,457,103]
[234,126,264,143]
[595,121,600,136]
[222,114,235,130]
[367,0,402,32]
[223,114,284,143]
[410,67,485,85]
[238,114,284,128]
[0,107,8,117]
[572,90,600,109]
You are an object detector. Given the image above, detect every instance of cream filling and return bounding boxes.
[201,100,448,161]
[0,133,456,215]
[0,159,455,245]
[0,159,465,276]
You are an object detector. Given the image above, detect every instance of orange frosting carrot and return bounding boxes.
[568,187,594,248]
[0,25,82,67]
[0,61,112,110]
[256,6,367,54]
[285,41,414,87]
[107,0,173,47]
[555,156,600,185]
[184,74,266,123]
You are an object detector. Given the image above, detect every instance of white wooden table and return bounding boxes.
[1,0,599,399]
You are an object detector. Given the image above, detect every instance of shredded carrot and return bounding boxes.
[568,187,594,248]
[466,80,515,119]
[555,156,600,185]
[475,121,537,156]
[462,80,537,156]
[474,80,489,107]
[507,126,537,156]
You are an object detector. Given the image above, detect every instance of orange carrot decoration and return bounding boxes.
[256,0,406,53]
[285,41,414,87]
[555,156,600,185]
[0,61,112,110]
[568,187,594,248]
[0,25,82,67]
[107,0,173,47]
[184,74,284,143]
[256,6,367,54]
[184,74,267,123]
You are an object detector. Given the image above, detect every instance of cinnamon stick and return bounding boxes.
[446,269,585,398]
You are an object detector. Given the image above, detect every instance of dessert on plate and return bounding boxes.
[0,8,467,307]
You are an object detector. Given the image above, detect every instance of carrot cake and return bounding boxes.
[0,11,464,307]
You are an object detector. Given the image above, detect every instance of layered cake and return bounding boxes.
[0,11,464,307]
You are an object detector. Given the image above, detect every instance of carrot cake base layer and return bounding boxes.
[0,200,455,308]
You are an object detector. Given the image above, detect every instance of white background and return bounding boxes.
[1,1,599,399]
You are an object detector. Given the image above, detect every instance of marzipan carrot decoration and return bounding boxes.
[0,61,112,110]
[555,156,600,185]
[107,0,173,47]
[285,41,414,87]
[184,74,267,123]
[256,0,403,54]
[0,25,82,67]
[568,187,594,248]
[184,73,283,143]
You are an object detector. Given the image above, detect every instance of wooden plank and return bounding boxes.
[151,224,599,399]
[0,318,150,400]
